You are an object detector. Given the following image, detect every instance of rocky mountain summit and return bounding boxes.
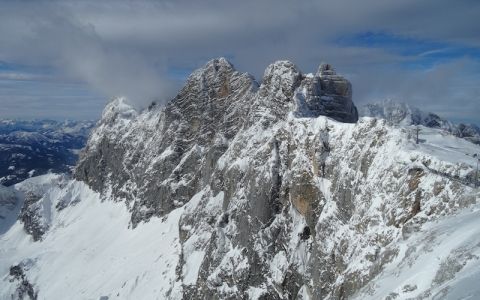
[1,58,479,300]
[75,58,358,226]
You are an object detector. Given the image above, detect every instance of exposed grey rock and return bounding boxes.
[314,63,358,123]
[75,58,358,227]
[12,174,74,241]
[9,264,38,300]
[70,58,478,299]
[18,192,47,242]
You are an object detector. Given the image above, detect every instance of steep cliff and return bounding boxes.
[74,58,358,227]
[0,58,479,300]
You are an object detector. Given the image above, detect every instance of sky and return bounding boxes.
[0,0,479,123]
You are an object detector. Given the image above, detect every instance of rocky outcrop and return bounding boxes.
[75,58,358,226]
[18,192,47,242]
[8,264,37,300]
[68,58,479,299]
[310,63,357,122]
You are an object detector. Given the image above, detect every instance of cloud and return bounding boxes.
[0,0,478,123]
[0,1,178,109]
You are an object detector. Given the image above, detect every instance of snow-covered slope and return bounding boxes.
[354,204,480,300]
[1,58,479,299]
[1,119,478,299]
[1,174,183,299]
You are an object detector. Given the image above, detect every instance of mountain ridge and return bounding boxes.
[75,57,359,226]
[0,58,479,299]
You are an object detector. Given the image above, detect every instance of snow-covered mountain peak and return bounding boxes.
[259,60,302,104]
[100,97,138,123]
[187,57,236,84]
[316,62,336,77]
[180,57,257,105]
[2,58,480,299]
[262,60,302,86]
[359,99,448,127]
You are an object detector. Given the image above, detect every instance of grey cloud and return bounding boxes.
[0,0,478,123]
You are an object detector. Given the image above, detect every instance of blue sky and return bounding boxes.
[0,62,104,120]
[336,32,480,69]
[0,0,479,124]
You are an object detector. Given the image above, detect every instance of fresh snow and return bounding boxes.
[0,175,183,300]
[0,113,479,299]
[354,201,480,299]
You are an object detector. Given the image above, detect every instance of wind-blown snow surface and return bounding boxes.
[1,114,479,299]
[0,174,184,299]
[354,205,480,300]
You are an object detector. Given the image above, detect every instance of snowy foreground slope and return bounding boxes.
[1,58,480,299]
[1,118,479,299]
[1,174,183,299]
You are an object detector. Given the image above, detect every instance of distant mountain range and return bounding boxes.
[0,119,95,186]
[359,99,480,145]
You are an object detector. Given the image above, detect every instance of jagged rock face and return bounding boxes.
[179,116,476,299]
[10,174,78,242]
[18,192,46,242]
[75,58,358,226]
[70,58,478,298]
[314,63,357,123]
[75,58,258,225]
[1,58,478,299]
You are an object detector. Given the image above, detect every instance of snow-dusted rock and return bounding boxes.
[75,58,358,227]
[0,58,479,299]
